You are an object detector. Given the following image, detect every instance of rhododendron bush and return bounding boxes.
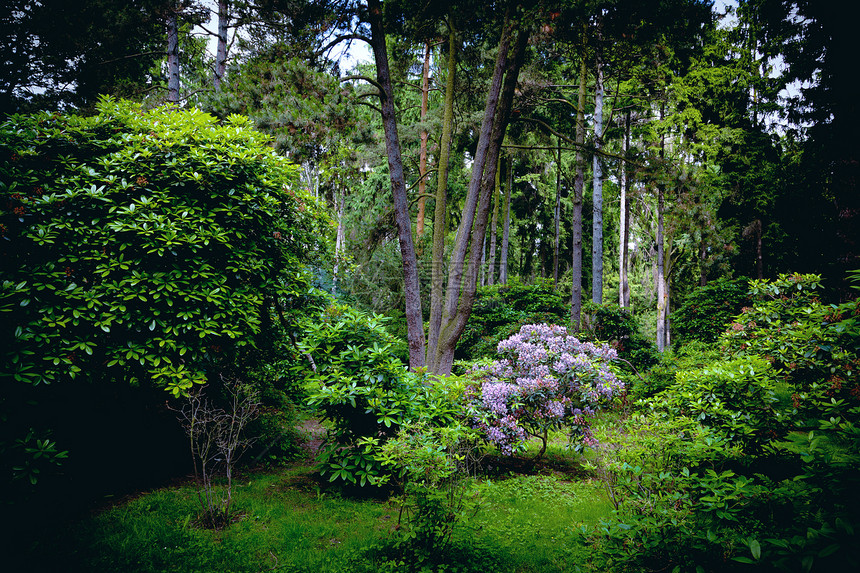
[465,324,624,456]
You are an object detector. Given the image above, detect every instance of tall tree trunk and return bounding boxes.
[591,40,604,305]
[619,110,631,308]
[655,105,668,352]
[570,34,588,330]
[553,139,561,286]
[367,0,425,369]
[416,40,431,239]
[429,18,529,375]
[487,158,501,286]
[213,0,229,91]
[166,3,180,103]
[500,156,512,285]
[427,18,457,366]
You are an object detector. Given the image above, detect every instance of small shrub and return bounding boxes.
[303,303,466,489]
[372,421,482,565]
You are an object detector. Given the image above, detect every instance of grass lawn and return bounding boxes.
[16,431,612,573]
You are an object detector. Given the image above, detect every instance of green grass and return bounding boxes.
[19,454,613,573]
[463,474,612,572]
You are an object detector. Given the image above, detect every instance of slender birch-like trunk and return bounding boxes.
[619,110,631,308]
[570,32,588,330]
[499,156,512,285]
[591,42,604,304]
[213,0,229,91]
[166,2,180,102]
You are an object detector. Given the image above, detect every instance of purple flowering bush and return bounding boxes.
[465,324,625,457]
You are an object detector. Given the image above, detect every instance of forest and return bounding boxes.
[1,0,858,571]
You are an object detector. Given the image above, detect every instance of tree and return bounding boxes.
[0,0,169,113]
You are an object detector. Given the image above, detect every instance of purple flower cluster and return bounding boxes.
[468,323,624,455]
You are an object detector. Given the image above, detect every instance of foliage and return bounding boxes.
[303,303,463,489]
[1,97,329,394]
[581,302,660,374]
[721,273,859,405]
[634,340,722,399]
[672,276,750,344]
[465,324,624,458]
[656,356,781,453]
[372,421,482,566]
[457,278,569,361]
[584,271,860,572]
[0,98,328,501]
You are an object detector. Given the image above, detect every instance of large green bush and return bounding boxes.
[0,98,330,500]
[302,303,464,490]
[672,277,750,344]
[584,272,860,572]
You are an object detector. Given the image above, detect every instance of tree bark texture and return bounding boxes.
[213,0,229,91]
[416,40,431,239]
[487,158,501,286]
[367,0,425,369]
[167,4,180,102]
[619,110,631,308]
[500,156,512,285]
[427,18,457,366]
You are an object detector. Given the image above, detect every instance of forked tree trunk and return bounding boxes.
[367,0,425,368]
[428,18,529,375]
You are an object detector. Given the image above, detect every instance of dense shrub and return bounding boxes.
[0,99,329,503]
[456,278,568,361]
[302,303,461,489]
[655,356,781,452]
[721,273,859,408]
[582,302,659,374]
[584,272,860,572]
[672,277,750,344]
[634,340,721,399]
